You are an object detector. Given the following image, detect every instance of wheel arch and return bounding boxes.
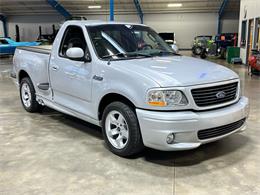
[98,93,136,121]
[18,70,30,84]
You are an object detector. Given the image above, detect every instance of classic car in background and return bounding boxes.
[0,37,40,56]
[200,33,238,59]
[192,35,212,55]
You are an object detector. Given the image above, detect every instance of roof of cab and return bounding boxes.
[63,20,147,27]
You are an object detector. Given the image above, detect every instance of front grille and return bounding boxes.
[197,118,246,140]
[191,82,238,107]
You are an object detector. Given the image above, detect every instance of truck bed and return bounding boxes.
[17,45,52,54]
[14,45,52,99]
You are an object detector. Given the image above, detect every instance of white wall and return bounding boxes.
[7,15,64,41]
[84,14,140,23]
[82,13,233,49]
[5,12,238,49]
[144,13,218,49]
[221,19,239,33]
[221,12,240,33]
[238,0,260,64]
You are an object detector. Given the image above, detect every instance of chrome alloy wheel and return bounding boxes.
[21,83,32,108]
[105,111,129,149]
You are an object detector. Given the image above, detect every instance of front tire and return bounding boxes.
[220,48,226,59]
[20,77,43,113]
[101,102,144,157]
[194,46,202,55]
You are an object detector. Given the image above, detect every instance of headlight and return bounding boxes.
[147,90,188,106]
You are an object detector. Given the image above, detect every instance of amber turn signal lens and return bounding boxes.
[148,101,167,106]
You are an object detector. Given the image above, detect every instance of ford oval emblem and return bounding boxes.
[216,91,226,99]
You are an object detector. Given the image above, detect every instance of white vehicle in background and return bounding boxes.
[159,32,179,53]
[12,20,249,157]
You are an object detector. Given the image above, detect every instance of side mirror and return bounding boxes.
[66,47,85,61]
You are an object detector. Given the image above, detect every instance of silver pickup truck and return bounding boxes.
[12,20,249,157]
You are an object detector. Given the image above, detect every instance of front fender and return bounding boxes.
[91,62,160,118]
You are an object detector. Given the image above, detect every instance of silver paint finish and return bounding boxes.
[105,111,129,149]
[12,21,249,151]
[136,97,249,151]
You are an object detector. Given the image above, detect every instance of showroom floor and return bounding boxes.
[0,52,259,195]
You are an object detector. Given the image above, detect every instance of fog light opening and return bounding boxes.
[166,133,175,144]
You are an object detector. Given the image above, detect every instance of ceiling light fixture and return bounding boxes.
[167,3,183,7]
[88,5,102,9]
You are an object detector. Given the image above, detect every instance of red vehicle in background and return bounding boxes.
[248,49,260,76]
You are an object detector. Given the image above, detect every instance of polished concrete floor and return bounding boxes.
[0,53,259,195]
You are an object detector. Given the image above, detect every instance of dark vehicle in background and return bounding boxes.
[215,33,238,58]
[159,32,179,53]
[200,33,238,59]
[192,35,212,55]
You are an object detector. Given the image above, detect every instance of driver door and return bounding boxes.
[49,25,93,117]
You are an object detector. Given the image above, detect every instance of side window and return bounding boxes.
[59,26,87,58]
[0,39,9,44]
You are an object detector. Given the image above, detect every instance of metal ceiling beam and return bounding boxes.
[0,15,8,37]
[218,0,229,34]
[133,0,144,24]
[46,0,72,20]
[110,0,114,21]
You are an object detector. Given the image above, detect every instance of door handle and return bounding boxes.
[52,65,59,71]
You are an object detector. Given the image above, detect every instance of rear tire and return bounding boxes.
[20,77,44,113]
[101,101,144,157]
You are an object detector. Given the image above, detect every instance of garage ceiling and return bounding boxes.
[0,0,240,16]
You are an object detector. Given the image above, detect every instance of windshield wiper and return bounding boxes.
[153,50,181,56]
[102,52,152,59]
[127,52,152,57]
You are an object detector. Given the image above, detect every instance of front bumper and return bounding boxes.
[136,96,249,151]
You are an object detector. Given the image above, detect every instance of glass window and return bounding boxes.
[59,26,87,57]
[87,24,175,60]
[0,39,9,44]
[159,33,175,41]
[241,20,247,47]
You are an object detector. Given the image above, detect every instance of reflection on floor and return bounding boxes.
[0,52,259,195]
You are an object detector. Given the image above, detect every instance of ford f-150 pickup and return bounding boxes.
[12,20,249,157]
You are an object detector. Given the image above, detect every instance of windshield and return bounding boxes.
[87,24,176,60]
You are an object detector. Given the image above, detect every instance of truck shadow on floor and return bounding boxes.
[41,107,251,168]
[142,134,250,167]
[41,107,103,140]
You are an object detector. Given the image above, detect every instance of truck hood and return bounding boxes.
[114,55,238,87]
